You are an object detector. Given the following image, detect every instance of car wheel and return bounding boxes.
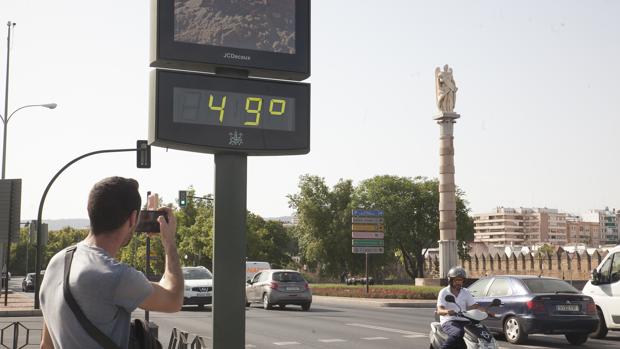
[503,316,528,344]
[262,294,272,310]
[197,304,205,310]
[565,333,588,345]
[301,302,311,311]
[589,308,608,339]
[279,304,286,310]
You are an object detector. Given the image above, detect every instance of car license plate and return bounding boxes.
[556,304,579,312]
[197,292,209,297]
[286,287,300,291]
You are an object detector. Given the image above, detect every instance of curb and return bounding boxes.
[313,295,436,309]
[0,309,42,317]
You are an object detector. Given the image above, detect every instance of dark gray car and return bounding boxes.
[245,269,312,311]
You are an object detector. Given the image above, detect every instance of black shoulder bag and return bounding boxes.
[63,246,162,349]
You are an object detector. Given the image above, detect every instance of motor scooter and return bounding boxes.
[429,295,501,349]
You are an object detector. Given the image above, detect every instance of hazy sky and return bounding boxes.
[1,1,619,221]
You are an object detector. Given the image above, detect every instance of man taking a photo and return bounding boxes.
[40,176,184,348]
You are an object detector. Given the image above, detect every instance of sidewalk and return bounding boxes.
[313,295,436,308]
[0,290,42,317]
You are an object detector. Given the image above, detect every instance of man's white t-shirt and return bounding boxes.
[40,242,153,348]
[437,286,477,325]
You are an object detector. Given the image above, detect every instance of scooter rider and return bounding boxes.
[436,267,494,349]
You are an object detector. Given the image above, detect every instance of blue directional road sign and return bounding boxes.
[352,209,384,217]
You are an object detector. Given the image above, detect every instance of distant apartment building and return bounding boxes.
[473,207,567,246]
[472,207,525,245]
[566,214,600,246]
[583,208,619,245]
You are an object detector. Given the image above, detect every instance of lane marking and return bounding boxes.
[273,342,301,346]
[346,323,422,335]
[318,339,347,343]
[403,334,427,338]
[245,345,256,348]
[361,337,389,340]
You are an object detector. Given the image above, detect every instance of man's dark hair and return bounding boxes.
[87,176,141,235]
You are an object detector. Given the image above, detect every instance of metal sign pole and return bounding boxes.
[212,153,247,349]
[365,253,369,294]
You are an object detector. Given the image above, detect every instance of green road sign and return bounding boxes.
[352,239,384,247]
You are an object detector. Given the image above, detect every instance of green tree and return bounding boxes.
[354,176,474,280]
[246,213,292,268]
[288,175,355,277]
[44,227,89,267]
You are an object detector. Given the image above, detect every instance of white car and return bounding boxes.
[182,266,213,308]
[582,245,620,339]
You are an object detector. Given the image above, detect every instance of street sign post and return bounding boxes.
[352,247,385,254]
[351,232,384,239]
[352,239,384,247]
[351,216,384,224]
[351,209,384,293]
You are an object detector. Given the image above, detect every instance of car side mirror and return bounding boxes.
[590,269,600,285]
[490,298,501,307]
[246,280,253,285]
[445,295,456,303]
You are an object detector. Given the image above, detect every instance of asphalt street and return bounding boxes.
[3,277,620,349]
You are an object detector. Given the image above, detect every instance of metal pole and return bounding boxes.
[145,191,151,322]
[1,21,14,308]
[365,253,369,294]
[34,147,136,309]
[2,21,14,180]
[212,153,247,349]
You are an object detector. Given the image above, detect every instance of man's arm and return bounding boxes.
[40,319,54,349]
[139,207,184,312]
[437,305,456,316]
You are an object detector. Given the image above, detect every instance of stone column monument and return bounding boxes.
[434,64,459,279]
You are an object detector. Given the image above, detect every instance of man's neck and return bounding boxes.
[83,232,121,258]
[450,286,461,296]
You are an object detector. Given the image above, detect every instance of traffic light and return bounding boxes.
[136,140,151,169]
[179,190,187,208]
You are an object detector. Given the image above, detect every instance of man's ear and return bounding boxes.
[129,210,139,229]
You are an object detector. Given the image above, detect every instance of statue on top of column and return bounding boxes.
[435,64,458,113]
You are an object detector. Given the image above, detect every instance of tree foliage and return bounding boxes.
[289,174,475,281]
[287,175,355,276]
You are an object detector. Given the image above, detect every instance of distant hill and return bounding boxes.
[23,216,293,231]
[22,218,90,231]
[266,216,293,224]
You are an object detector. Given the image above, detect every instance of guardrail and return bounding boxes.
[0,322,40,349]
[168,328,209,349]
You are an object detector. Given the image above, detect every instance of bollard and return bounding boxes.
[148,321,159,339]
[12,322,19,349]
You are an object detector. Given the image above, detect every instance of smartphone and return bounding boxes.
[135,210,167,233]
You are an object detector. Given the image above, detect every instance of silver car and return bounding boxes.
[245,269,312,311]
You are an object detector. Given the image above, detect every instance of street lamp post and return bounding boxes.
[1,21,57,306]
[1,103,57,179]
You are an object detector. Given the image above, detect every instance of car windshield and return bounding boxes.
[272,272,304,282]
[523,278,579,294]
[183,268,212,280]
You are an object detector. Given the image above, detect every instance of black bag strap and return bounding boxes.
[64,246,121,349]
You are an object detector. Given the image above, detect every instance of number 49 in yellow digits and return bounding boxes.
[244,97,263,126]
[209,94,227,124]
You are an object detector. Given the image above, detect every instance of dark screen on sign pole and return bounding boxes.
[173,87,295,132]
[174,0,296,54]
